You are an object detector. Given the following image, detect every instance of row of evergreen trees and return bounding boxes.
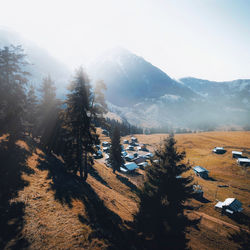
[1,45,198,249]
[105,117,143,136]
[0,45,107,181]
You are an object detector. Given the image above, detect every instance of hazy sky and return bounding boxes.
[1,0,250,81]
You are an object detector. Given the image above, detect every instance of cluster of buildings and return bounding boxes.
[95,134,154,173]
[213,147,250,166]
[192,146,248,216]
[97,131,246,217]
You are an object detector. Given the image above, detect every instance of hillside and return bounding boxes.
[1,131,249,249]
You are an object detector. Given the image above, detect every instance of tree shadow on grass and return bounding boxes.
[37,154,79,208]
[205,176,217,181]
[77,181,135,249]
[36,153,136,249]
[88,166,111,189]
[116,174,140,195]
[228,212,250,227]
[193,196,211,204]
[228,229,250,250]
[0,140,32,249]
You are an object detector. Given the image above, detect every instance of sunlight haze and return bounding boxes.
[1,0,250,81]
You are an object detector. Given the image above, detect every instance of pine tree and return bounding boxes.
[63,67,99,181]
[0,45,29,147]
[37,75,61,152]
[25,84,38,136]
[133,134,196,250]
[108,126,123,173]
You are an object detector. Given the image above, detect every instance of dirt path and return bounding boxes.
[194,212,249,233]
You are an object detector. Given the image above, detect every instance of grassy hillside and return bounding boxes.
[1,131,249,249]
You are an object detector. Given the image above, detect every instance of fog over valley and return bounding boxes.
[1,28,249,131]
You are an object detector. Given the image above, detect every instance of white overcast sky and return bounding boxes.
[0,0,250,81]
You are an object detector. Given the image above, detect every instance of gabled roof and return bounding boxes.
[237,158,250,163]
[124,162,138,171]
[214,147,224,150]
[138,162,148,167]
[125,154,134,160]
[215,198,243,212]
[193,166,208,173]
[232,151,242,155]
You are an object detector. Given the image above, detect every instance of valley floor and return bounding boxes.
[1,131,250,249]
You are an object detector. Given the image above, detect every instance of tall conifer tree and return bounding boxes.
[133,134,197,250]
[0,45,29,147]
[63,67,99,181]
[109,126,123,173]
[25,84,38,136]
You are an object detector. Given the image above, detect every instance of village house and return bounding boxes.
[93,150,103,159]
[237,158,250,167]
[212,147,226,154]
[215,198,243,214]
[134,155,146,164]
[232,151,242,158]
[102,141,110,147]
[138,161,148,169]
[193,166,209,179]
[192,184,203,198]
[120,162,138,173]
[103,147,110,153]
[131,137,138,143]
[126,145,135,151]
[125,154,134,162]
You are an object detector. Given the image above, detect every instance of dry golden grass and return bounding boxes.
[122,131,250,249]
[130,132,250,225]
[4,131,249,249]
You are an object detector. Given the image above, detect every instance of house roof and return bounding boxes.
[120,167,128,172]
[215,198,243,212]
[124,162,138,171]
[237,158,250,163]
[214,147,224,150]
[193,166,208,173]
[232,151,242,155]
[138,162,148,167]
[125,154,134,159]
[215,201,224,209]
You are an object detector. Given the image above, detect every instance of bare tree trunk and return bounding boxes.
[83,150,88,182]
[79,160,83,179]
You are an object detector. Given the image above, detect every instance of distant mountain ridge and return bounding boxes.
[179,77,250,104]
[1,29,249,129]
[88,48,197,106]
[89,48,250,129]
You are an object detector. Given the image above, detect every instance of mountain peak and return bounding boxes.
[88,48,195,106]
